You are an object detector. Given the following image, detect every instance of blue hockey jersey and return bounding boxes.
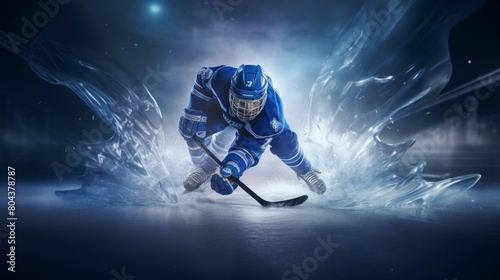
[186,65,292,173]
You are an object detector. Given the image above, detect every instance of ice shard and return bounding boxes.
[25,38,178,204]
[304,0,485,207]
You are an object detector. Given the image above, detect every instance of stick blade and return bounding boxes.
[263,195,308,208]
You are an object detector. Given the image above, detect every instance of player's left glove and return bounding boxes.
[210,162,240,195]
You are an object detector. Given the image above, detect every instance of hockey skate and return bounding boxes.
[298,168,326,194]
[183,167,213,192]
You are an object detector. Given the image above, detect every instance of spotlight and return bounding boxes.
[150,3,161,14]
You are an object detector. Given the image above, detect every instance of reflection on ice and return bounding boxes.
[304,0,485,207]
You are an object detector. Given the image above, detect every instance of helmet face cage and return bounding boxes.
[229,88,267,121]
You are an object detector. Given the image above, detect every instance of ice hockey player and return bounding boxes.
[178,64,326,195]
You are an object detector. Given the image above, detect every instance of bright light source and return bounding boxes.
[150,4,161,14]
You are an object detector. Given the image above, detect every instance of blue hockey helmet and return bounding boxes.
[229,64,268,121]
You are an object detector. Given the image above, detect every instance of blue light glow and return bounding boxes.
[150,3,161,14]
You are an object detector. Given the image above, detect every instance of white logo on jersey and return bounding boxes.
[270,118,283,132]
[223,113,243,129]
[246,81,253,87]
[199,68,214,80]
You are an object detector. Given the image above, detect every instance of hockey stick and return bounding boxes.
[193,137,308,207]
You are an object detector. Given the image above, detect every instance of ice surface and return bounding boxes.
[7,181,500,280]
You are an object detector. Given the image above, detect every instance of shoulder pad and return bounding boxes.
[197,65,227,81]
[197,67,215,81]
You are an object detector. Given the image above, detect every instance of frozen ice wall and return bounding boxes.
[305,0,485,207]
[25,38,178,204]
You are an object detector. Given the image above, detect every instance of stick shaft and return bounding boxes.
[193,137,308,207]
[193,137,269,206]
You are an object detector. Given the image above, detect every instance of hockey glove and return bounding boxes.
[178,108,207,140]
[210,162,240,195]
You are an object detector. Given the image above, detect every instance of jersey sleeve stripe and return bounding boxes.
[229,149,255,169]
[191,86,211,101]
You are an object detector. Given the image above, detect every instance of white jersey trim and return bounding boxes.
[206,66,230,113]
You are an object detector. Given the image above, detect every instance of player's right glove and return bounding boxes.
[178,108,207,140]
[210,162,240,195]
